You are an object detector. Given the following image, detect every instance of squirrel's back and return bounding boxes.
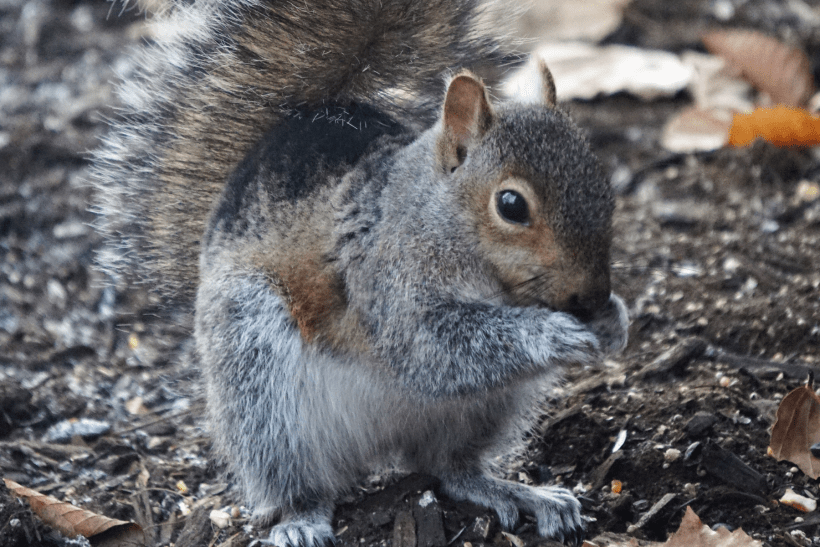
[91,0,510,307]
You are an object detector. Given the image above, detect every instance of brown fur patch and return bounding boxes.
[280,257,346,344]
[468,176,565,307]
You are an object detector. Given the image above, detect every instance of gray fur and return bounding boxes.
[93,1,630,546]
[194,99,629,545]
[90,0,511,307]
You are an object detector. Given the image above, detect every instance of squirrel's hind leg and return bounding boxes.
[439,468,584,546]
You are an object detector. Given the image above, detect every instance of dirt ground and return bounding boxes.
[1,0,819,546]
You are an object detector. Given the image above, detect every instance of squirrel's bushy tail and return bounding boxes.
[91,0,511,307]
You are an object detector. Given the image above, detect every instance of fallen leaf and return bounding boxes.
[769,380,820,479]
[3,478,146,546]
[515,0,629,43]
[702,29,815,107]
[665,507,762,547]
[589,507,762,546]
[504,42,693,102]
[780,488,817,512]
[662,106,733,153]
[729,106,820,148]
[680,51,755,113]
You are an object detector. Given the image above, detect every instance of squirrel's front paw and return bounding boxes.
[585,293,629,356]
[543,312,601,364]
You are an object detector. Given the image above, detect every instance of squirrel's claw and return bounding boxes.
[586,293,629,356]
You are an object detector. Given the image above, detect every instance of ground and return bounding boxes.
[1,0,819,546]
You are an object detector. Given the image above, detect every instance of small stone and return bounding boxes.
[470,516,491,540]
[125,396,147,415]
[685,412,718,437]
[684,441,702,460]
[418,490,436,508]
[632,499,649,511]
[664,448,681,462]
[209,509,231,529]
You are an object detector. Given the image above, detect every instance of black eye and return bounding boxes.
[496,190,530,224]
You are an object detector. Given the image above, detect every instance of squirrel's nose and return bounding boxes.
[561,288,610,321]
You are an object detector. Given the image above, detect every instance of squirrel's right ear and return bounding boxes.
[437,71,494,174]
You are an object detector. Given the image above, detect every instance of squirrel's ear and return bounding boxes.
[537,59,557,107]
[437,71,494,173]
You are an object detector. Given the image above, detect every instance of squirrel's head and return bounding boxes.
[435,67,614,320]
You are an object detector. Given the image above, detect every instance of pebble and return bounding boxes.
[418,490,436,508]
[210,509,231,529]
[664,448,681,462]
[685,412,718,437]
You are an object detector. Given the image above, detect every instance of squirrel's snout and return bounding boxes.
[561,290,610,321]
[552,271,611,320]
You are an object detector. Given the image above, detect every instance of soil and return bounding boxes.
[1,1,819,546]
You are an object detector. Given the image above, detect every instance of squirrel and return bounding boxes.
[91,1,629,545]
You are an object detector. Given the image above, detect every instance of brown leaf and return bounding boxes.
[665,507,762,547]
[588,507,761,546]
[768,381,820,479]
[702,29,815,108]
[3,478,145,546]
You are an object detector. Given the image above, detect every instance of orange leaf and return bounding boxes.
[702,29,815,108]
[768,382,820,479]
[729,106,820,147]
[3,478,145,546]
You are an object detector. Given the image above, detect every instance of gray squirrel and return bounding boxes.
[90,1,629,545]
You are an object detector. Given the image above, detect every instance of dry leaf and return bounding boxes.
[702,29,815,108]
[780,488,817,512]
[504,42,693,103]
[665,507,762,547]
[680,51,755,113]
[769,381,820,479]
[589,507,761,547]
[515,0,629,43]
[662,107,733,153]
[3,478,146,546]
[729,106,820,148]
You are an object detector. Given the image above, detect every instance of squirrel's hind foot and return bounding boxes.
[255,507,335,547]
[440,471,584,546]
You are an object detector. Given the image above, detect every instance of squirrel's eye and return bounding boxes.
[496,190,530,225]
